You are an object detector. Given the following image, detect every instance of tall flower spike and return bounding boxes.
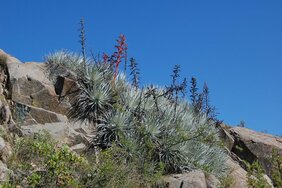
[113,34,127,80]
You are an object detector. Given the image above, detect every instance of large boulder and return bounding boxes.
[0,50,94,148]
[8,62,70,116]
[226,157,248,188]
[21,122,72,143]
[20,121,95,148]
[230,127,282,175]
[1,57,76,127]
[162,170,220,188]
[163,171,207,188]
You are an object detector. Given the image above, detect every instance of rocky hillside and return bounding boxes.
[0,49,281,187]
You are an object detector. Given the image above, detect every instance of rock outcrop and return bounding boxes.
[8,61,70,123]
[0,49,281,187]
[230,127,282,176]
[0,50,94,150]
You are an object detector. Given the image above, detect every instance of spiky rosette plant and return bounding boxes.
[90,82,228,177]
[68,77,114,124]
[46,52,122,125]
[45,51,84,70]
[46,48,229,179]
[94,110,133,149]
[182,141,228,177]
[45,51,88,82]
[87,62,114,83]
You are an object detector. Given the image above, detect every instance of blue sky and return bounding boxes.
[1,0,282,135]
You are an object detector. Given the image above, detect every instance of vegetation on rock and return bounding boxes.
[245,160,271,188]
[269,148,282,187]
[32,31,231,187]
[3,22,281,187]
[4,132,162,187]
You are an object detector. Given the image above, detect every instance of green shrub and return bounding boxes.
[83,144,163,188]
[2,132,164,188]
[219,175,234,188]
[269,148,282,187]
[46,51,229,179]
[246,160,271,188]
[5,131,89,187]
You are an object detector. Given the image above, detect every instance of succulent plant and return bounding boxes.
[46,49,229,179]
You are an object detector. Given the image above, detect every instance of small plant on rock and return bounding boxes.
[245,160,271,188]
[269,148,282,187]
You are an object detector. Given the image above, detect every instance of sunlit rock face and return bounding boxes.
[0,49,94,148]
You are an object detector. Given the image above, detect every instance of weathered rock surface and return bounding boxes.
[27,105,68,124]
[263,174,274,188]
[0,140,12,164]
[0,50,21,65]
[0,51,13,126]
[0,137,6,156]
[226,157,249,188]
[230,127,282,175]
[205,174,220,188]
[70,143,87,153]
[163,170,219,188]
[0,96,12,125]
[20,121,95,147]
[0,160,12,182]
[8,61,70,118]
[0,50,95,149]
[0,50,77,127]
[218,124,235,152]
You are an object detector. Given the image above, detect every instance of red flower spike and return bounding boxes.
[113,34,128,80]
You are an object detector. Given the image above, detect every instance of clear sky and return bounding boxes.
[1,0,281,135]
